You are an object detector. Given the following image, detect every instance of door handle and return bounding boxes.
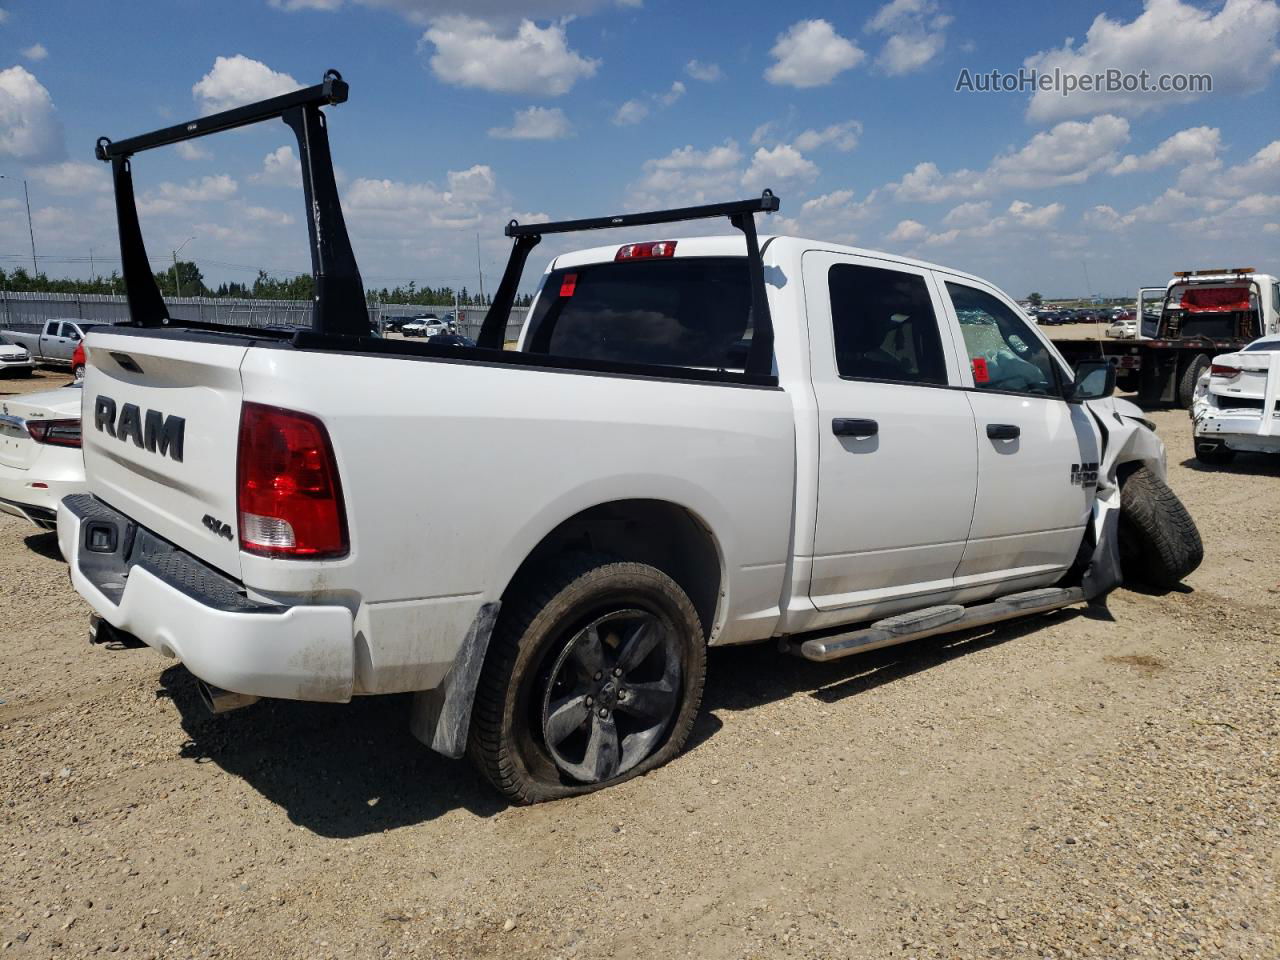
[832,417,878,438]
[986,423,1020,440]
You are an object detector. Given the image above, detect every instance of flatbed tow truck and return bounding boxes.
[1053,268,1280,408]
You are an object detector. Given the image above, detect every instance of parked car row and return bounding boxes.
[1033,306,1129,326]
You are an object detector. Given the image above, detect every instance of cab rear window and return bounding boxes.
[523,258,752,371]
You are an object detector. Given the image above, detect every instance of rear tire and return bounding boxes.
[72,364,85,381]
[1178,354,1210,409]
[469,555,706,804]
[1118,466,1203,588]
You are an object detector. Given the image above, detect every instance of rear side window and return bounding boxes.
[523,258,752,371]
[828,264,947,385]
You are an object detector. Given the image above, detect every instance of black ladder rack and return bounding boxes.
[95,69,367,337]
[480,191,781,377]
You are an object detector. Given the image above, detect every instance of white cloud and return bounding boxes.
[629,140,743,207]
[866,0,952,75]
[1084,204,1133,231]
[779,189,874,243]
[941,200,990,227]
[685,59,722,82]
[765,19,865,87]
[742,144,818,189]
[422,16,599,96]
[244,205,296,226]
[0,8,8,23]
[26,161,108,196]
[252,145,302,185]
[192,56,299,114]
[1111,125,1221,174]
[0,66,63,162]
[21,43,48,62]
[1212,139,1280,196]
[887,114,1130,201]
[175,141,210,161]
[489,105,572,139]
[793,120,862,153]
[612,81,684,125]
[1024,0,1280,122]
[876,31,947,74]
[613,99,649,126]
[345,164,498,230]
[887,219,929,244]
[269,0,344,8]
[1006,199,1064,229]
[917,199,1064,248]
[1084,138,1280,235]
[138,175,238,216]
[885,161,983,203]
[270,0,636,20]
[802,189,856,213]
[990,114,1130,188]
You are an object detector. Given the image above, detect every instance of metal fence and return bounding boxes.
[0,291,529,342]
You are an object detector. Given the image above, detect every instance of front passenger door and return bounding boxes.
[940,279,1100,586]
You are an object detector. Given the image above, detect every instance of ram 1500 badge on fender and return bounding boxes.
[64,73,1203,803]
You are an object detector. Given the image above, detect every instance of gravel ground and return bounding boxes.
[0,367,1276,960]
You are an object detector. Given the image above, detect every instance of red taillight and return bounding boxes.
[26,418,81,448]
[236,402,348,559]
[615,240,677,261]
[1209,363,1241,378]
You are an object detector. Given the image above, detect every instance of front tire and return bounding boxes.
[72,363,85,381]
[1118,466,1203,588]
[469,556,706,804]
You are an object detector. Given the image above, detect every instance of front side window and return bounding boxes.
[946,282,1061,397]
[828,264,947,384]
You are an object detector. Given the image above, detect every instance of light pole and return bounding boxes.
[0,175,38,275]
[172,236,196,298]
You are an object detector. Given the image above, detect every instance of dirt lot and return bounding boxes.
[1,368,1276,960]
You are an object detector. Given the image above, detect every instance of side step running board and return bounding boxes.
[792,587,1085,663]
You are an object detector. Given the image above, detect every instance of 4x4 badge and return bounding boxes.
[202,514,234,541]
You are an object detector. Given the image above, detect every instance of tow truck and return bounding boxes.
[1054,268,1280,408]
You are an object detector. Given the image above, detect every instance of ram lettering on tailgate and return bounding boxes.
[93,395,186,463]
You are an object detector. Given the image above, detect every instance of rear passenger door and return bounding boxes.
[803,251,977,613]
[937,278,1099,586]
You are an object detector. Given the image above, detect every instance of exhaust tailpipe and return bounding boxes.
[197,680,260,715]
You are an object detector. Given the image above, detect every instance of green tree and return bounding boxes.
[1027,292,1043,307]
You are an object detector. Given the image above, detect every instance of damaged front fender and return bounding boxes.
[1078,397,1167,600]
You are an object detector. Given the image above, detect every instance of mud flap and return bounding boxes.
[409,602,500,759]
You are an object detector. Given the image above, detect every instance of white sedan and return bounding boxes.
[1190,335,1280,464]
[0,341,35,376]
[401,316,448,338]
[0,385,84,529]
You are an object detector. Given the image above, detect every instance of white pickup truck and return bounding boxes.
[64,74,1202,803]
[3,318,97,368]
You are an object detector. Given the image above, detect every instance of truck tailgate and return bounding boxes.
[82,331,247,579]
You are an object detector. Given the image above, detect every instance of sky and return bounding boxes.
[0,0,1278,299]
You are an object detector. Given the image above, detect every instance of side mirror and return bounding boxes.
[1067,359,1115,401]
